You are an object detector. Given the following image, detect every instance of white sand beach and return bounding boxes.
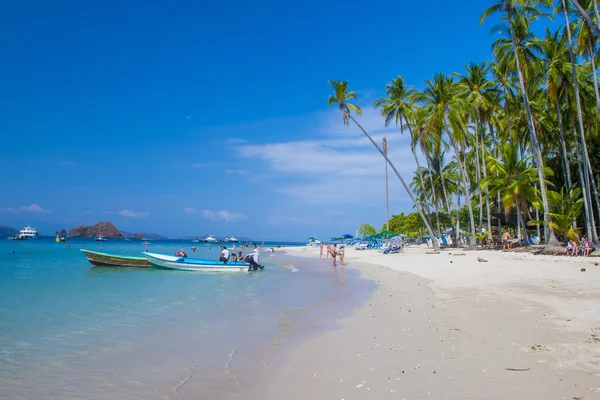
[263,246,600,400]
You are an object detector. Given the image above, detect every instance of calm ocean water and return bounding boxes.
[0,238,374,399]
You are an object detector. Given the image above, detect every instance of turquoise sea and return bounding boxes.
[0,238,374,399]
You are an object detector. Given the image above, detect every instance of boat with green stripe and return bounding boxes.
[80,249,151,268]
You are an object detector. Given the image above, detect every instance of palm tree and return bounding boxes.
[547,186,585,241]
[481,143,552,244]
[455,61,500,241]
[556,0,599,243]
[570,0,600,36]
[413,73,478,245]
[327,80,440,250]
[533,27,573,188]
[481,0,560,246]
[374,76,441,234]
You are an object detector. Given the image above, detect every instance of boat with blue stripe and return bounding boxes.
[143,252,250,272]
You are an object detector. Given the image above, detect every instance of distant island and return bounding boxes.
[131,233,168,240]
[0,225,19,238]
[68,222,123,238]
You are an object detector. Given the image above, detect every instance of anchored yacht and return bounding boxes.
[18,226,38,239]
[200,234,218,243]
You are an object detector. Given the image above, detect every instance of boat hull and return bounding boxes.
[81,249,151,268]
[144,253,249,272]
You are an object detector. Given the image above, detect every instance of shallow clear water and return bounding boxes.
[0,238,373,399]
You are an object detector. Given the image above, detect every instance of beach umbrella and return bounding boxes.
[380,230,394,237]
[342,234,354,239]
[308,237,318,241]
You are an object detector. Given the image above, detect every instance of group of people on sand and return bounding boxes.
[566,236,596,256]
[319,242,345,266]
[218,245,265,271]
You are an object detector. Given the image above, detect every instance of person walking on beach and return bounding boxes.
[319,242,325,259]
[329,244,337,266]
[338,244,345,265]
[502,231,512,250]
[326,243,332,259]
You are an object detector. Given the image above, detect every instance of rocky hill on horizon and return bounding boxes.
[67,222,123,238]
[0,225,19,238]
[131,233,168,240]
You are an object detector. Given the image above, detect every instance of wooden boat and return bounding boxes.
[143,252,250,272]
[80,249,151,268]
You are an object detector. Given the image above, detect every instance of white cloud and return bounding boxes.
[0,203,52,214]
[201,209,247,222]
[184,207,199,215]
[118,209,150,218]
[234,107,418,206]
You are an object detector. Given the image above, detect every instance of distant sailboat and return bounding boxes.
[96,227,107,241]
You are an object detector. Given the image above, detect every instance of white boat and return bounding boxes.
[200,234,218,243]
[224,236,239,243]
[15,226,38,240]
[143,252,249,272]
[95,235,107,241]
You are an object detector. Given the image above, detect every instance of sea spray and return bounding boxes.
[283,264,299,272]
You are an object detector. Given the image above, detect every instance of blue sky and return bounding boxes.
[0,0,508,241]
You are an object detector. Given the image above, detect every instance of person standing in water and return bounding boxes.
[319,242,325,259]
[329,244,337,266]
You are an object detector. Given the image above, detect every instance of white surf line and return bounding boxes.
[224,348,239,393]
[174,358,198,394]
[174,375,191,394]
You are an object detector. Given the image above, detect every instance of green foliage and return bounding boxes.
[386,212,427,238]
[357,223,376,237]
[547,187,584,241]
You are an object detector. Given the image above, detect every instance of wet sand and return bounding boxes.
[260,246,600,400]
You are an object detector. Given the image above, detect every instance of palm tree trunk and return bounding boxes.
[423,148,445,235]
[411,148,438,234]
[570,0,600,37]
[507,15,557,245]
[474,120,483,238]
[572,123,593,239]
[535,184,541,240]
[406,119,440,235]
[483,120,492,242]
[439,163,455,235]
[383,138,390,233]
[555,97,572,189]
[516,197,530,245]
[345,112,440,250]
[456,189,461,245]
[452,141,477,247]
[563,1,599,243]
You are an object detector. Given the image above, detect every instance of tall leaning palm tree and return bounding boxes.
[327,80,440,250]
[481,0,560,246]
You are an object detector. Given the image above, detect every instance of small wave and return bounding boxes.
[283,264,298,272]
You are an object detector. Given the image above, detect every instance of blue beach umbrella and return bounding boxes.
[342,234,354,239]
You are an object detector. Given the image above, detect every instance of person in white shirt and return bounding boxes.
[246,248,264,271]
[219,246,230,263]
